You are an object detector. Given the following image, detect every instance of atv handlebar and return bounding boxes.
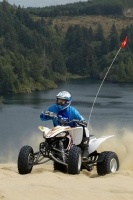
[44,111,87,127]
[73,119,87,127]
[44,111,57,118]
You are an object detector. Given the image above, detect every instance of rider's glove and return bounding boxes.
[44,111,55,118]
[44,111,50,116]
[80,120,87,127]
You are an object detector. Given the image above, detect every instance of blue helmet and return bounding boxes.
[56,91,72,110]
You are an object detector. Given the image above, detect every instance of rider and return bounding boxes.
[40,91,89,159]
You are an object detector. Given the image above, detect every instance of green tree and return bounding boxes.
[52,51,66,75]
[0,65,16,94]
[100,38,110,55]
[109,24,119,51]
[95,23,104,41]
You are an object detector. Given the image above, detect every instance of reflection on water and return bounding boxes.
[0,79,133,162]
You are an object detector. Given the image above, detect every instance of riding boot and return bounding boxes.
[82,137,89,159]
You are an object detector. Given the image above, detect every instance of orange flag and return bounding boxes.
[121,36,128,48]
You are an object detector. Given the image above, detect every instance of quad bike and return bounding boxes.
[17,111,119,175]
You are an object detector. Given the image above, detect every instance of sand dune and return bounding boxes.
[0,163,133,200]
[0,127,133,200]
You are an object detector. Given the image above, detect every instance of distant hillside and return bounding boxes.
[51,15,133,36]
[28,0,132,18]
[29,0,133,36]
[1,0,133,95]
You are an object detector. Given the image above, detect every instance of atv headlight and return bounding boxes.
[56,132,66,137]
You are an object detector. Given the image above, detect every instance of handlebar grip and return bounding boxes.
[73,119,87,127]
[44,111,57,118]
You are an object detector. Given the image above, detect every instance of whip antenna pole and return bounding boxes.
[87,36,128,129]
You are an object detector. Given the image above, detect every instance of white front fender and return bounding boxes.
[69,127,83,145]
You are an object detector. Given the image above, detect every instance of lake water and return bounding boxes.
[0,78,133,162]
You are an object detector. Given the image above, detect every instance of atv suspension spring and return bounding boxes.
[59,141,66,162]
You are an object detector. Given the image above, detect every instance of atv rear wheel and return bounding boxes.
[68,146,81,174]
[97,151,119,176]
[18,145,34,175]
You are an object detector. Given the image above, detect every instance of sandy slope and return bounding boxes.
[0,163,133,200]
[0,127,133,200]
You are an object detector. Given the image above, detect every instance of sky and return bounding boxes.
[0,0,88,8]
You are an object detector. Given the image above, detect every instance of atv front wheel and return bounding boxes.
[97,151,119,176]
[68,146,81,174]
[18,145,34,175]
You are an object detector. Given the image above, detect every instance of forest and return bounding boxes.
[27,0,133,17]
[0,0,133,95]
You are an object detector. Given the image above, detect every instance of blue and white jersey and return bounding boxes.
[40,104,85,127]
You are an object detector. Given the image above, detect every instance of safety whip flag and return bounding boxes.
[121,36,128,48]
[88,35,128,128]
